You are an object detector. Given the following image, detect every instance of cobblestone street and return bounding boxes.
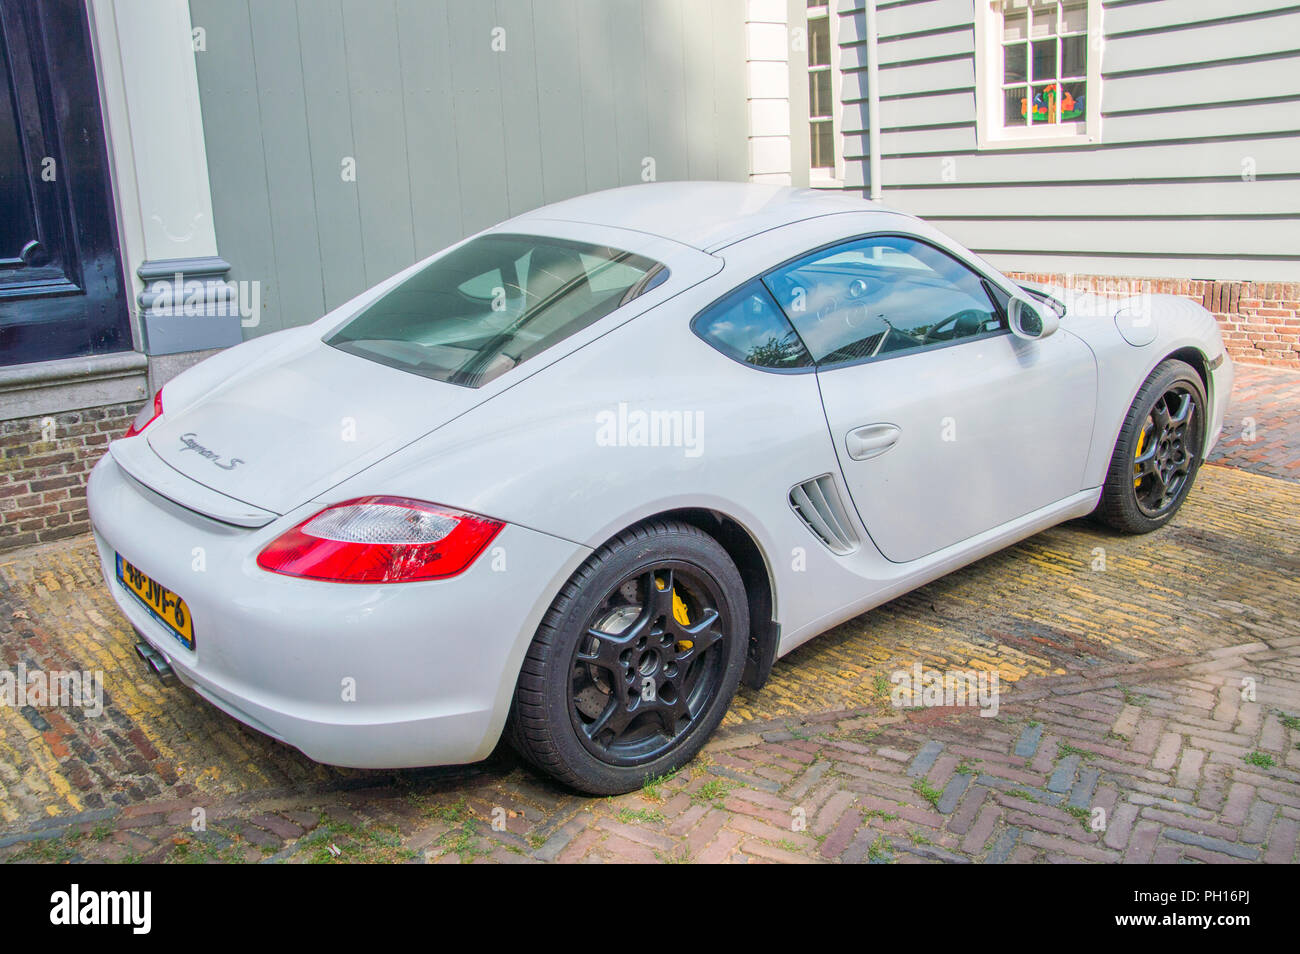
[1,366,1297,863]
[1208,364,1300,482]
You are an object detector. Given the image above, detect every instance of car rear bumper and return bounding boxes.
[87,452,587,768]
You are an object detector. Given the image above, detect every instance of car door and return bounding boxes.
[764,233,1097,564]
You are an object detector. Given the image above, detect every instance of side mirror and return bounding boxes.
[1007,295,1060,340]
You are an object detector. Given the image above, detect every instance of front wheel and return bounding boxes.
[508,520,749,795]
[1094,358,1207,534]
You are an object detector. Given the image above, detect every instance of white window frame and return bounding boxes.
[974,0,1102,149]
[805,2,845,187]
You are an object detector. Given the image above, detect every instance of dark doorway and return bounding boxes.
[0,0,129,367]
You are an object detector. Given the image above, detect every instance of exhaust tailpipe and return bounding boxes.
[134,638,177,685]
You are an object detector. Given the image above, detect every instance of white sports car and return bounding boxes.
[88,182,1232,794]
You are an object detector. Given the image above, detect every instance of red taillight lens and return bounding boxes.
[125,389,164,438]
[256,496,504,583]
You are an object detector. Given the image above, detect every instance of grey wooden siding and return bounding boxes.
[834,0,1300,280]
[189,0,749,336]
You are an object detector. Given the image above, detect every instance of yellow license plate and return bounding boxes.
[116,554,195,651]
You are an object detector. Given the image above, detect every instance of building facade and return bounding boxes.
[2,0,1297,551]
[843,0,1300,369]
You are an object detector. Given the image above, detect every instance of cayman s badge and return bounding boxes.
[178,432,244,471]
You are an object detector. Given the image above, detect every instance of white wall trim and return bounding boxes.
[87,0,244,358]
[84,0,143,350]
[84,0,224,335]
[864,0,881,200]
[806,2,846,190]
[746,0,792,183]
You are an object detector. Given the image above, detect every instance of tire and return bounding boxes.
[1094,358,1207,534]
[508,519,749,795]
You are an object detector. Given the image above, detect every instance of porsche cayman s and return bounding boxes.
[89,182,1232,794]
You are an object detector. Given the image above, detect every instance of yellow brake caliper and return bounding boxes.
[655,576,693,649]
[1134,424,1147,488]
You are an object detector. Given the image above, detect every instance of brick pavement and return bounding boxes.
[1,366,1297,863]
[2,462,1296,825]
[2,634,1296,864]
[1208,363,1300,482]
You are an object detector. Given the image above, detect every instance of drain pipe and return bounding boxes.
[865,0,883,202]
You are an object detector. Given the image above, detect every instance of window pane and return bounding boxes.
[810,120,835,169]
[1061,34,1086,77]
[327,234,662,388]
[1003,42,1027,84]
[1061,2,1088,33]
[762,236,1003,366]
[809,69,832,118]
[808,15,831,68]
[1029,83,1067,123]
[1060,80,1086,120]
[1004,86,1029,126]
[1002,11,1027,41]
[1029,5,1056,38]
[580,254,654,293]
[694,280,812,369]
[1031,38,1057,81]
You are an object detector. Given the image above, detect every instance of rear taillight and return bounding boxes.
[256,496,504,583]
[125,389,164,438]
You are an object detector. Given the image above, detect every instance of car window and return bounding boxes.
[327,234,664,388]
[762,235,1006,367]
[693,279,814,370]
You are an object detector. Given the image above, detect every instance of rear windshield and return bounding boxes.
[326,233,666,388]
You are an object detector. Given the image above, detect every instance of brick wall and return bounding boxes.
[0,401,143,552]
[1006,273,1300,369]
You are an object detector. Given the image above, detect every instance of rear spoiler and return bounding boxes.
[109,438,277,529]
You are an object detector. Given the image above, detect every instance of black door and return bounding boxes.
[0,0,129,367]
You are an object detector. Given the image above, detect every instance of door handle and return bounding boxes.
[845,423,901,461]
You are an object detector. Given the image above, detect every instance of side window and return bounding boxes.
[693,279,813,370]
[763,236,1006,368]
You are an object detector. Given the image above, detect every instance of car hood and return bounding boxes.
[146,341,483,515]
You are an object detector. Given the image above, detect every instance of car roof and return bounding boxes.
[508,181,901,253]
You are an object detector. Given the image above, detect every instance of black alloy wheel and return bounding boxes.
[569,563,728,766]
[1095,358,1208,534]
[509,520,749,795]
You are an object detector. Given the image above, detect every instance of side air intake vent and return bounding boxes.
[789,475,859,555]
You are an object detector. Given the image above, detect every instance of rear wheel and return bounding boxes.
[509,520,748,795]
[1094,358,1207,534]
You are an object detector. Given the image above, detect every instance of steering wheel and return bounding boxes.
[921,309,984,345]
